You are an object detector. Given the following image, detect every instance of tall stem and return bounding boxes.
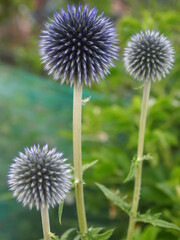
[41,205,51,240]
[73,82,88,239]
[127,79,151,240]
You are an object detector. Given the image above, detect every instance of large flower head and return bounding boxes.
[39,4,119,86]
[123,30,174,81]
[8,145,71,210]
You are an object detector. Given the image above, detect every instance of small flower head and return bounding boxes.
[123,30,174,81]
[8,145,71,210]
[39,4,119,86]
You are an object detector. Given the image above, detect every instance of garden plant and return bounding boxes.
[6,2,180,240]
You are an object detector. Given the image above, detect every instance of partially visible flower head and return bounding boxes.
[123,30,174,81]
[39,4,119,86]
[8,145,71,210]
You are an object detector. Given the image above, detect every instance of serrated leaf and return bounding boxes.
[98,229,114,240]
[124,154,154,183]
[136,211,180,232]
[60,228,76,240]
[124,155,139,183]
[58,201,64,225]
[96,183,131,215]
[50,233,60,240]
[82,160,99,172]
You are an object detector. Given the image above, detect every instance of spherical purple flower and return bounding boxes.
[39,4,119,86]
[8,145,71,210]
[123,30,174,81]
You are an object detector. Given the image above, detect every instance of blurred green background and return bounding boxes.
[0,0,180,239]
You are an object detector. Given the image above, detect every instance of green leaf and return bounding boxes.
[136,211,180,232]
[50,233,60,240]
[83,227,114,240]
[85,227,103,239]
[98,229,114,240]
[60,228,76,240]
[96,183,131,215]
[82,160,99,172]
[124,155,139,183]
[88,227,103,235]
[141,226,160,240]
[124,154,154,183]
[73,235,81,240]
[58,201,64,225]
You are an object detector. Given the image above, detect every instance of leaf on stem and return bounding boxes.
[58,201,64,225]
[136,210,180,231]
[124,155,139,183]
[97,229,114,240]
[60,228,76,240]
[96,183,131,215]
[50,232,60,240]
[83,227,114,240]
[82,160,99,172]
[124,154,154,183]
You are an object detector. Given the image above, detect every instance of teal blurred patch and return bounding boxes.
[0,63,100,240]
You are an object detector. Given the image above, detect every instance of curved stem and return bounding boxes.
[127,79,151,240]
[73,82,88,239]
[41,205,51,240]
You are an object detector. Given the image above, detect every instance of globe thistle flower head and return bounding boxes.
[39,4,119,86]
[8,145,71,210]
[123,30,174,82]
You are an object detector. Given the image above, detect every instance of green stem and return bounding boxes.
[41,205,51,240]
[73,82,88,239]
[127,79,151,240]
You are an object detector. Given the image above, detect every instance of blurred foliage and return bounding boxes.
[0,0,180,240]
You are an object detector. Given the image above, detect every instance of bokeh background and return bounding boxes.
[0,0,180,239]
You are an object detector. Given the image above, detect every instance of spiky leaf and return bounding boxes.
[96,183,131,214]
[136,211,180,231]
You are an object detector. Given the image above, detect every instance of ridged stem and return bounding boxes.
[41,205,51,240]
[126,79,151,240]
[73,82,88,239]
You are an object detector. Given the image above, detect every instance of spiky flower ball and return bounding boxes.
[8,145,71,210]
[39,4,119,86]
[123,30,174,81]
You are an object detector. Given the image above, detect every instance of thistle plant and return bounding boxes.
[123,30,174,240]
[39,4,119,238]
[8,144,71,240]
